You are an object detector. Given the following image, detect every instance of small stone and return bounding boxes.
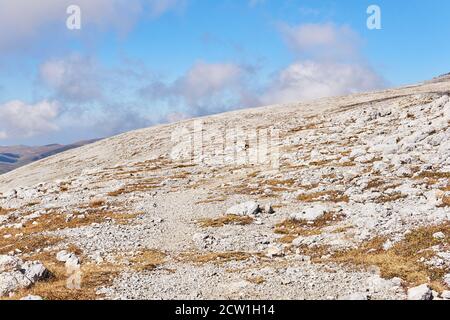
[407,284,433,300]
[264,204,275,214]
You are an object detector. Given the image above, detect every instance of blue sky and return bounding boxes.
[0,0,449,146]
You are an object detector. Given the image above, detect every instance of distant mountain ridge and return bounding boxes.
[0,139,99,174]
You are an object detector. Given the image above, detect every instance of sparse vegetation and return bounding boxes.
[180,251,257,265]
[197,214,254,228]
[274,212,344,243]
[327,222,450,291]
[130,249,167,271]
[297,190,349,203]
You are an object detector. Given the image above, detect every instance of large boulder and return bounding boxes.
[0,255,51,297]
[290,205,327,221]
[226,201,260,216]
[407,284,433,300]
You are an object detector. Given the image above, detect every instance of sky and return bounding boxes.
[0,0,449,146]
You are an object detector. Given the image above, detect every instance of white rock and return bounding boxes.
[444,274,450,287]
[442,291,450,300]
[290,205,327,221]
[433,232,445,240]
[407,284,433,300]
[56,250,72,262]
[0,271,32,297]
[0,255,21,272]
[266,246,283,258]
[226,201,259,216]
[22,261,51,282]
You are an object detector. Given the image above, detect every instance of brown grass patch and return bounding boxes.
[364,179,385,191]
[415,171,450,186]
[197,214,254,228]
[180,251,257,265]
[328,222,450,290]
[194,197,226,205]
[107,178,161,196]
[266,179,296,187]
[309,159,334,166]
[246,276,265,284]
[375,192,407,203]
[274,212,344,243]
[0,206,13,215]
[9,251,121,300]
[440,196,450,207]
[297,190,349,203]
[89,199,106,208]
[335,161,356,167]
[130,249,167,271]
[0,210,138,254]
[0,235,62,255]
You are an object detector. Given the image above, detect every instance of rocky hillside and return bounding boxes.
[0,78,449,300]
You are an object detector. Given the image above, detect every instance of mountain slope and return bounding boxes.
[0,140,99,175]
[0,78,449,300]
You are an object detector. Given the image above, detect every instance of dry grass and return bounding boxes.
[328,222,450,291]
[266,179,296,187]
[415,171,450,185]
[0,210,138,254]
[309,159,334,166]
[274,212,344,243]
[9,251,121,300]
[180,251,257,265]
[107,178,161,196]
[297,190,349,203]
[0,206,13,215]
[197,214,254,228]
[194,197,226,205]
[364,179,385,191]
[130,249,167,271]
[0,235,62,255]
[89,199,106,208]
[375,192,407,203]
[335,161,356,167]
[246,276,265,284]
[289,121,324,133]
[440,196,450,207]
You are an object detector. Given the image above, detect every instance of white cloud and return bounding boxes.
[0,0,181,51]
[0,100,59,139]
[140,61,255,115]
[261,22,385,104]
[279,22,362,61]
[39,55,103,103]
[262,61,385,104]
